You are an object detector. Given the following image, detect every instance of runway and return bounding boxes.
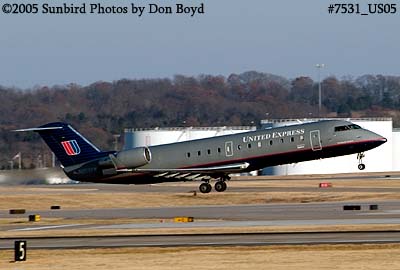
[2,231,400,249]
[0,201,389,219]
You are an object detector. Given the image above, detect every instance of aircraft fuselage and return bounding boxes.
[64,120,386,184]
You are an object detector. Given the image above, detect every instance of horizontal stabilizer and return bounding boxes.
[14,127,63,132]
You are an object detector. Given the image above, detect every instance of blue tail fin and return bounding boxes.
[17,122,110,167]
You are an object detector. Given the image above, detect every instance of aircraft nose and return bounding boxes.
[374,135,387,144]
[366,130,387,146]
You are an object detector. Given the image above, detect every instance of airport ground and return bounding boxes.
[2,172,400,269]
[1,244,400,270]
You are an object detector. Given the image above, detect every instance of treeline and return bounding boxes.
[1,71,399,169]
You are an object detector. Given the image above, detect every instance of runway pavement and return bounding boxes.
[2,231,400,249]
[3,200,400,220]
[3,201,400,232]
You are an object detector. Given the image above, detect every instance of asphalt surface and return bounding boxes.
[2,201,400,233]
[2,201,400,221]
[2,231,400,249]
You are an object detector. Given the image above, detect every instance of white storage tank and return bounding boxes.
[392,128,400,171]
[261,118,393,175]
[124,126,256,149]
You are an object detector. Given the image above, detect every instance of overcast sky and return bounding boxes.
[0,0,398,88]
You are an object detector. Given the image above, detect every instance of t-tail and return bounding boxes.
[15,122,111,168]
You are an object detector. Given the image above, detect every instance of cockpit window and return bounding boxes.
[334,124,362,132]
[350,124,361,129]
[334,126,349,132]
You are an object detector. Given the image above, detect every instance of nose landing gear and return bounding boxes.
[357,152,366,170]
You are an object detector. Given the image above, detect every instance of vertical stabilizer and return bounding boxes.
[16,122,109,167]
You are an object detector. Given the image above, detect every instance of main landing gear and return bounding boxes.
[214,181,227,192]
[199,176,230,194]
[357,152,366,170]
[199,182,212,193]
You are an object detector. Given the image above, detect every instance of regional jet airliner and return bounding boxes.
[16,120,386,193]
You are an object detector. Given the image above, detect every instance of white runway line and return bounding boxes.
[10,224,82,231]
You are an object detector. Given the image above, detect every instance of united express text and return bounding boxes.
[242,129,305,143]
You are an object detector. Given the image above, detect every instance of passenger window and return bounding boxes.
[187,153,191,158]
[290,137,294,142]
[237,145,242,150]
[258,142,262,148]
[197,151,201,156]
[207,149,211,155]
[217,147,221,153]
[270,140,273,146]
[300,135,304,141]
[280,138,284,143]
[247,143,252,149]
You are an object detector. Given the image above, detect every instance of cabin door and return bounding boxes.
[225,141,233,157]
[310,130,322,151]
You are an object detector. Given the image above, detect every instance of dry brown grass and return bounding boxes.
[1,244,400,270]
[2,178,400,210]
[1,191,400,210]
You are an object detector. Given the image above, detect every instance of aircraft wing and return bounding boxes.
[116,162,250,181]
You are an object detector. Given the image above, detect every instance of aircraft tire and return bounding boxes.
[214,181,227,192]
[358,163,366,170]
[199,183,212,193]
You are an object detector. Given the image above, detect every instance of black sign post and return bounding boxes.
[14,241,27,262]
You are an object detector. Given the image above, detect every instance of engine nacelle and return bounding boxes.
[115,147,152,169]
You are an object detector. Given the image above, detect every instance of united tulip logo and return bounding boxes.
[61,140,81,156]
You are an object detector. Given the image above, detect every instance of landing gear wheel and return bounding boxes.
[214,181,227,192]
[199,182,212,193]
[357,152,366,170]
